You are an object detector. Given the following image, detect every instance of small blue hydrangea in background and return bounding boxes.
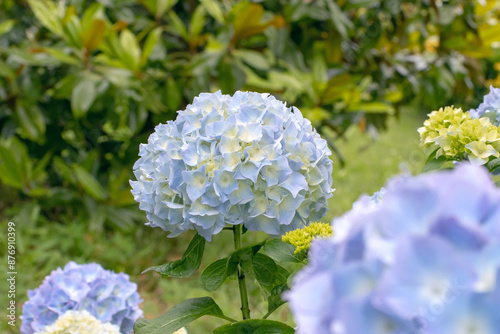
[286,164,500,334]
[470,85,500,124]
[21,262,143,334]
[130,91,333,241]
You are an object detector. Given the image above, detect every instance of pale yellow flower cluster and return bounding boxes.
[418,106,471,147]
[282,222,333,254]
[35,310,120,334]
[418,106,500,165]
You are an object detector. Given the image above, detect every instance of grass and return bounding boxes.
[0,109,425,334]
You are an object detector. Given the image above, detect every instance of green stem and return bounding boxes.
[218,315,238,323]
[262,310,273,320]
[233,224,251,320]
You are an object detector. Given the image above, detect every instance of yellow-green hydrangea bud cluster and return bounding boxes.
[418,106,500,165]
[35,310,120,334]
[418,106,470,147]
[282,222,333,254]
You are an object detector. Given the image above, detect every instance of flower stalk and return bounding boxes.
[233,224,251,320]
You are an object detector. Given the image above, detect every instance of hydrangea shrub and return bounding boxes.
[21,262,142,334]
[285,164,500,333]
[131,91,333,240]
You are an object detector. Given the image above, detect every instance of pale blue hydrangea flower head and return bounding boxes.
[286,164,500,334]
[130,91,333,240]
[470,85,500,124]
[21,262,143,334]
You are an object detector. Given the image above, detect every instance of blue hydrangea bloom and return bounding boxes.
[285,164,500,334]
[470,85,500,124]
[130,91,333,241]
[21,262,143,334]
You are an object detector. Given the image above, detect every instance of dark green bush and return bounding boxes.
[0,0,499,224]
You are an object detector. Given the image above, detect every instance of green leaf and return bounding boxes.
[487,157,500,174]
[119,29,141,70]
[200,241,266,292]
[27,0,63,36]
[167,12,189,41]
[252,253,277,287]
[263,239,302,263]
[82,19,107,51]
[267,283,288,316]
[71,75,96,118]
[62,14,83,48]
[32,151,52,181]
[41,47,81,65]
[0,19,16,36]
[231,3,282,41]
[228,241,266,269]
[200,258,230,291]
[143,234,205,278]
[217,57,236,94]
[190,5,206,38]
[53,74,78,99]
[214,320,295,334]
[141,27,163,66]
[200,0,225,24]
[422,154,448,173]
[233,50,270,70]
[312,52,327,84]
[134,297,230,334]
[73,165,108,200]
[275,265,290,285]
[166,77,182,112]
[348,102,394,113]
[0,60,15,80]
[15,102,46,143]
[53,157,77,184]
[325,0,353,39]
[81,3,105,32]
[0,138,27,189]
[156,0,179,19]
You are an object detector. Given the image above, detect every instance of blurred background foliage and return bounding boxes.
[1,0,500,332]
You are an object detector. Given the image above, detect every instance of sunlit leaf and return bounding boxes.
[157,0,178,19]
[140,27,163,66]
[0,19,15,36]
[27,0,63,36]
[82,19,107,51]
[200,0,225,24]
[71,75,97,118]
[119,29,141,70]
[233,49,270,70]
[232,3,283,42]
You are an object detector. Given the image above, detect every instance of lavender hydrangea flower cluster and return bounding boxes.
[130,91,333,241]
[470,85,500,124]
[21,262,143,334]
[286,164,500,334]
